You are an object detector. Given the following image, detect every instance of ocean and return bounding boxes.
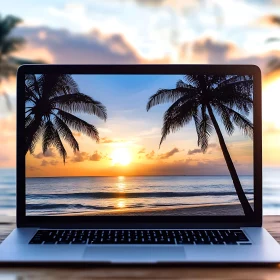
[0,168,279,216]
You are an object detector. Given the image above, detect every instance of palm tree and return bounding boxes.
[267,16,280,74]
[0,14,43,110]
[25,74,107,163]
[0,15,23,110]
[146,75,254,216]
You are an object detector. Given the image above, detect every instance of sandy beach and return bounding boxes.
[57,202,254,216]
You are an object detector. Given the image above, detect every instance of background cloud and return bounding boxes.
[13,26,141,64]
[138,148,146,154]
[145,150,155,160]
[158,147,180,159]
[71,151,89,163]
[89,151,103,161]
[34,148,56,159]
[188,148,202,155]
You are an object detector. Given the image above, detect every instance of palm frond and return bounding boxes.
[52,129,67,163]
[54,115,79,153]
[56,110,100,142]
[217,104,253,139]
[1,37,24,55]
[25,74,42,98]
[42,120,56,153]
[159,98,198,147]
[42,120,67,163]
[147,89,186,111]
[214,103,235,136]
[184,75,201,87]
[25,115,34,128]
[212,77,253,114]
[215,75,252,88]
[199,105,213,152]
[27,121,44,154]
[0,15,22,38]
[40,74,80,98]
[192,109,202,147]
[0,60,18,78]
[51,93,107,120]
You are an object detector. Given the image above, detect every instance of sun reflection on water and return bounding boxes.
[117,199,126,208]
[116,176,126,192]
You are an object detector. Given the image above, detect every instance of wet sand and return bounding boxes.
[58,202,254,216]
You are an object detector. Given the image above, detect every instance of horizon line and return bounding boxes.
[26,174,254,179]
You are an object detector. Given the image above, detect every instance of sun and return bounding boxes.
[111,147,132,166]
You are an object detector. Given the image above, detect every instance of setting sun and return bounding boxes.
[111,147,132,166]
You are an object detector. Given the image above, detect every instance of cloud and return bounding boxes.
[50,160,59,166]
[190,37,237,64]
[100,137,124,144]
[100,137,114,144]
[145,150,155,159]
[260,15,280,26]
[71,151,89,162]
[134,0,165,6]
[13,26,141,64]
[187,148,202,155]
[158,147,180,159]
[89,151,103,161]
[103,157,253,176]
[188,144,218,155]
[138,148,146,154]
[34,148,56,159]
[40,159,59,167]
[41,160,48,167]
[27,166,41,172]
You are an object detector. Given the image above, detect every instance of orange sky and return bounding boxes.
[25,73,254,178]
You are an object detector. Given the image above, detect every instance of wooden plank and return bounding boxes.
[0,216,280,279]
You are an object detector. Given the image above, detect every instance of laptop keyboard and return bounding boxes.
[29,229,251,245]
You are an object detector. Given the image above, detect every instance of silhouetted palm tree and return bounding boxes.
[267,15,280,73]
[0,14,42,110]
[25,74,107,163]
[147,75,253,216]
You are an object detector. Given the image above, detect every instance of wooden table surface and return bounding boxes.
[0,216,280,279]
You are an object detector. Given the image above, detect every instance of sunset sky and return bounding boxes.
[26,74,253,177]
[1,0,280,170]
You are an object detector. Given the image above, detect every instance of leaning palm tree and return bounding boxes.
[25,74,107,163]
[147,75,253,216]
[0,14,43,110]
[266,15,280,74]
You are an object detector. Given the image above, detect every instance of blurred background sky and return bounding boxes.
[0,0,280,214]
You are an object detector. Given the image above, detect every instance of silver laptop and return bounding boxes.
[0,64,279,264]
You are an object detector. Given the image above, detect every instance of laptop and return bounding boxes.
[0,64,279,264]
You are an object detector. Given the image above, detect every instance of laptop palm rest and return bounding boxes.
[83,246,186,263]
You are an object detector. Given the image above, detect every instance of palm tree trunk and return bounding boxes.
[206,104,253,216]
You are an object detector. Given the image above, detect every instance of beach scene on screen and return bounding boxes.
[25,74,254,216]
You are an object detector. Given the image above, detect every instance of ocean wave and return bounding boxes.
[26,191,254,200]
[26,203,113,210]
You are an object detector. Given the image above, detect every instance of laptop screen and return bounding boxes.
[25,74,254,217]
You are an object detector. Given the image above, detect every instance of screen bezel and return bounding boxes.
[17,64,262,227]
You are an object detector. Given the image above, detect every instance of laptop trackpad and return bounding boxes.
[83,246,186,263]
